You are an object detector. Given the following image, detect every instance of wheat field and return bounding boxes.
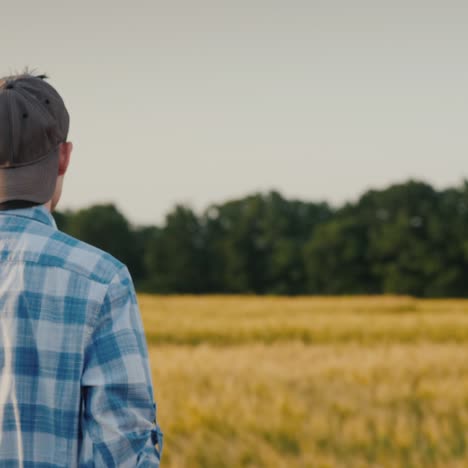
[139,295,468,468]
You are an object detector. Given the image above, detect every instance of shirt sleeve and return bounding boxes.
[81,266,163,467]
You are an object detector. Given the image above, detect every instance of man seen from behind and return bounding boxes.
[0,71,163,466]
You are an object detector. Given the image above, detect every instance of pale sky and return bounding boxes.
[2,0,468,225]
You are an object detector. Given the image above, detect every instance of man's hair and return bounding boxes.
[0,67,48,87]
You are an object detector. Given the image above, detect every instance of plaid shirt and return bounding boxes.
[0,205,163,467]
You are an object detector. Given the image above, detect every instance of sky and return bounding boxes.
[2,0,468,225]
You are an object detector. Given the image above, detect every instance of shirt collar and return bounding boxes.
[0,204,57,229]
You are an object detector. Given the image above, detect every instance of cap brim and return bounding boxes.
[0,149,59,204]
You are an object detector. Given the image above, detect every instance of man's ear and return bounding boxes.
[58,141,73,176]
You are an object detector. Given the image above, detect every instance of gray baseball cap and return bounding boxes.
[0,73,70,204]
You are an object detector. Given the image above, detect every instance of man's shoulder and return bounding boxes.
[44,229,128,285]
[0,207,130,286]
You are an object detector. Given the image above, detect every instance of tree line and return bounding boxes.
[55,180,468,297]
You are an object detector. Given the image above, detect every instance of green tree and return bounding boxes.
[203,191,332,294]
[145,205,207,293]
[360,181,448,296]
[304,216,376,294]
[53,182,468,297]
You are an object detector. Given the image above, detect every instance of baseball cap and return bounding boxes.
[0,73,70,204]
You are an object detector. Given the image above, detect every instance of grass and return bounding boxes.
[140,295,468,468]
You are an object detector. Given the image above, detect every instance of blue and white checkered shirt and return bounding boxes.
[0,205,163,467]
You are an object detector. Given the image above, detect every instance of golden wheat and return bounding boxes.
[140,295,468,468]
